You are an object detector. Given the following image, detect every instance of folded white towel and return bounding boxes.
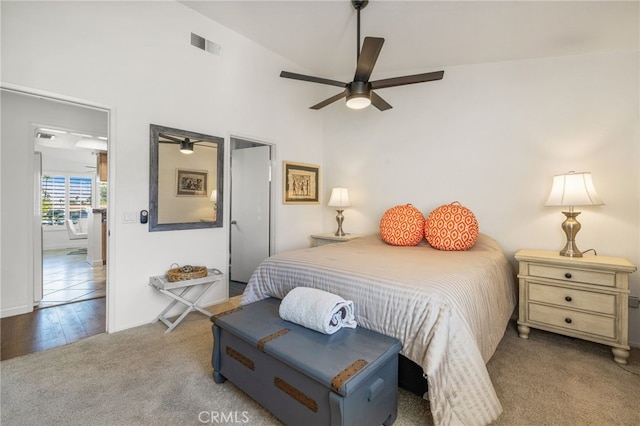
[279,287,357,335]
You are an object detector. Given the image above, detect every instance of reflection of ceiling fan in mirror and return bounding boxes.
[280,0,444,111]
[158,133,207,154]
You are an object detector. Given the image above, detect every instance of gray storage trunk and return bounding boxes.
[211,298,402,425]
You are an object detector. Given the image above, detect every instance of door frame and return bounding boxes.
[2,83,114,331]
[229,135,276,279]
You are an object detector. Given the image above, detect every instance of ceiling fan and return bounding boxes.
[280,0,444,111]
[159,133,202,154]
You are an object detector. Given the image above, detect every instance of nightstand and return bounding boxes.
[310,233,363,247]
[515,249,636,364]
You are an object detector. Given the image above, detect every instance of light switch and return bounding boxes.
[123,212,137,224]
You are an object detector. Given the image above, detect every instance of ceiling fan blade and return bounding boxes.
[370,70,444,90]
[354,37,384,82]
[158,133,182,143]
[280,71,346,88]
[370,91,392,111]
[310,90,347,110]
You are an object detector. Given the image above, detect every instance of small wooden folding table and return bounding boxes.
[149,269,225,333]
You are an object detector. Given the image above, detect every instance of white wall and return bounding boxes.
[1,1,324,331]
[322,51,640,345]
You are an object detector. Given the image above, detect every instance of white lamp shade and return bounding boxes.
[545,171,604,207]
[210,190,217,203]
[328,187,351,207]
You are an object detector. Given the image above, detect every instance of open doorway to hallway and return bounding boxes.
[34,122,109,309]
[0,87,110,358]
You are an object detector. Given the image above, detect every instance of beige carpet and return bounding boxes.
[1,296,639,425]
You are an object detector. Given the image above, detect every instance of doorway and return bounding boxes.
[229,137,274,294]
[0,87,110,357]
[34,123,108,308]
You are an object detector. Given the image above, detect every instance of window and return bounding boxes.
[42,174,92,226]
[99,181,108,208]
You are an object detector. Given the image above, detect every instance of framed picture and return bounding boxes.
[176,169,208,196]
[283,161,320,204]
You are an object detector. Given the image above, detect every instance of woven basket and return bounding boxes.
[166,264,208,282]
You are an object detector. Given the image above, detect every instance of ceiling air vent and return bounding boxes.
[36,132,55,140]
[191,32,221,56]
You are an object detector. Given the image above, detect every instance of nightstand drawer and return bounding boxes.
[528,264,614,287]
[528,283,615,315]
[529,303,615,340]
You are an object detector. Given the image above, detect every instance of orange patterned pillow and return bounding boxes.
[424,202,479,251]
[379,204,425,246]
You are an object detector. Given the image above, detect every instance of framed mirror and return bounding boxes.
[149,124,224,231]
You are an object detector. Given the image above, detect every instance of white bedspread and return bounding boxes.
[241,233,517,426]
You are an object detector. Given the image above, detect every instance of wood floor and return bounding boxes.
[1,248,107,361]
[1,297,105,361]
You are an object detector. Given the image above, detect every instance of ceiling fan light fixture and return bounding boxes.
[346,81,371,109]
[346,94,371,109]
[180,139,194,154]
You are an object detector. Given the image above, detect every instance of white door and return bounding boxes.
[230,144,271,283]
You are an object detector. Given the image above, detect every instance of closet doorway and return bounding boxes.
[229,137,274,294]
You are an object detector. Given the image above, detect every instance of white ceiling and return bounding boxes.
[182,1,638,81]
[35,127,107,172]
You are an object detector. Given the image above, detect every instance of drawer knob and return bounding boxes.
[564,272,572,279]
[565,318,572,324]
[565,296,572,302]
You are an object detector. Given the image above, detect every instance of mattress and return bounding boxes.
[241,233,517,426]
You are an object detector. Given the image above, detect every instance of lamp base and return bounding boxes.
[559,211,583,257]
[334,209,346,237]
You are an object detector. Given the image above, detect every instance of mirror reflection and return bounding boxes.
[149,124,224,231]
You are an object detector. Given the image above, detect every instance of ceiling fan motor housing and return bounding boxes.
[347,81,371,97]
[346,81,372,109]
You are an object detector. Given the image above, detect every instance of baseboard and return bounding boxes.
[0,304,32,318]
[88,258,104,267]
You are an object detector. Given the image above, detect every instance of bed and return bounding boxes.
[241,233,517,426]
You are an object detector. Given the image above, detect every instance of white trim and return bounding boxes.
[0,304,32,319]
[1,83,113,112]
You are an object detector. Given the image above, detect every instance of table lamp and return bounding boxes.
[328,187,351,237]
[544,171,603,257]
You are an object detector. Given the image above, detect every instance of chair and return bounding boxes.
[66,220,88,254]
[66,219,87,240]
